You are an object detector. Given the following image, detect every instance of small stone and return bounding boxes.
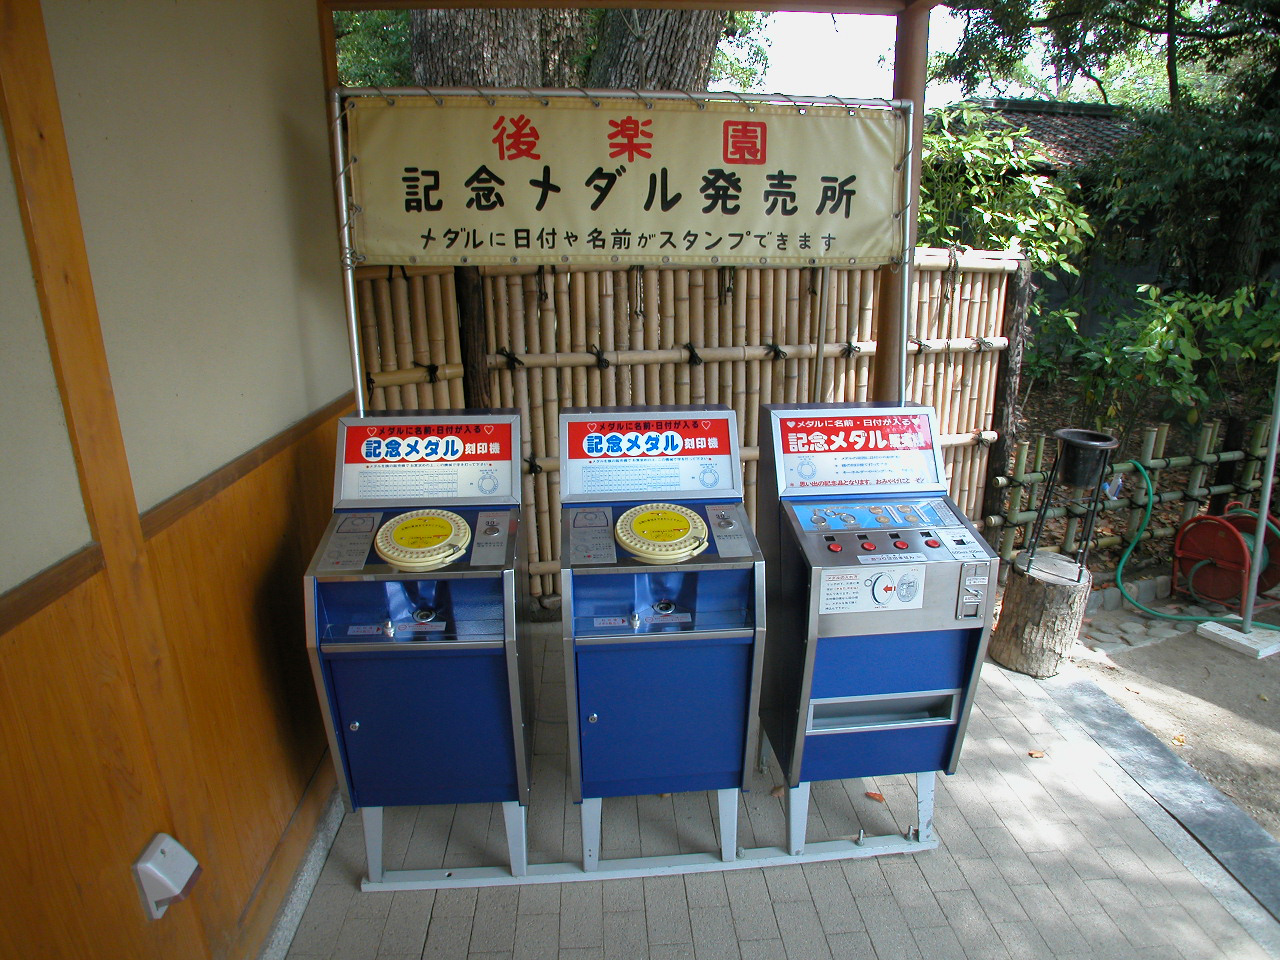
[1117,620,1149,637]
[1091,641,1129,655]
[1148,624,1185,639]
[1155,575,1172,598]
[1103,588,1123,611]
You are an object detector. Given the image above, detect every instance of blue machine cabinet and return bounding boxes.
[305,412,532,883]
[757,403,998,855]
[559,407,766,871]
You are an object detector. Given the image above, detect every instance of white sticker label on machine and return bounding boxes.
[819,565,926,614]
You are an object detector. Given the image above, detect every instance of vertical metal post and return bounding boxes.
[786,782,811,856]
[915,771,936,843]
[580,797,602,872]
[1241,358,1280,632]
[502,801,528,877]
[717,788,739,862]
[362,806,384,883]
[896,100,914,404]
[330,90,366,416]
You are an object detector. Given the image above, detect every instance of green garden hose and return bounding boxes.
[1116,460,1280,631]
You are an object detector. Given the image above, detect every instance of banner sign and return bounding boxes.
[345,95,906,268]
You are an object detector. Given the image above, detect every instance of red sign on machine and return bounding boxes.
[565,417,733,459]
[778,414,934,456]
[343,421,514,464]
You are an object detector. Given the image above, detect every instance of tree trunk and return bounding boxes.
[989,551,1090,678]
[588,10,728,90]
[540,9,591,87]
[411,9,543,87]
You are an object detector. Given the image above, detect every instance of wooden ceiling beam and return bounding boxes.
[323,0,931,13]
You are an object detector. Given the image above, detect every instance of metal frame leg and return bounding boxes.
[502,801,528,877]
[580,797,602,872]
[755,726,769,774]
[915,772,936,843]
[786,782,811,856]
[717,789,739,862]
[362,806,384,883]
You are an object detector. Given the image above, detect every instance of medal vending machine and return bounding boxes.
[559,406,765,871]
[305,410,533,886]
[757,403,997,856]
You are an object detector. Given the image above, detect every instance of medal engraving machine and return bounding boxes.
[305,411,532,888]
[559,406,766,872]
[757,403,998,858]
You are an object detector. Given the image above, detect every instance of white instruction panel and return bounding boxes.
[819,564,926,614]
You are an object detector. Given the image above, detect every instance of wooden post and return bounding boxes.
[989,551,1090,678]
[454,265,491,408]
[980,260,1031,535]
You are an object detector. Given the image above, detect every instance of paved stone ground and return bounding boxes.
[277,622,1280,960]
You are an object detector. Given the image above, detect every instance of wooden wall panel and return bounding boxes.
[145,411,340,958]
[0,571,203,960]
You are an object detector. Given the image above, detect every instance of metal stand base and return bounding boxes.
[358,777,939,891]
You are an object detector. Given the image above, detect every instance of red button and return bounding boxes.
[894,540,909,549]
[827,543,842,553]
[925,538,941,548]
[860,542,877,551]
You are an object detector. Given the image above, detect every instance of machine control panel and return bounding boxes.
[566,502,757,565]
[787,499,990,565]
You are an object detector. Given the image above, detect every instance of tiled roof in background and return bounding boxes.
[968,98,1136,167]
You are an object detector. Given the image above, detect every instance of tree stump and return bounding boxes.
[989,551,1091,678]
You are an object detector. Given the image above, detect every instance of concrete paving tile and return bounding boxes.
[432,888,479,919]
[466,953,512,960]
[377,891,433,957]
[910,924,968,960]
[601,909,647,960]
[1007,883,1091,956]
[735,939,785,960]
[762,865,811,902]
[773,901,833,960]
[824,931,874,959]
[557,949,605,960]
[469,887,519,954]
[991,920,1055,960]
[800,862,863,935]
[645,874,693,945]
[858,896,924,960]
[933,889,1002,957]
[837,858,888,898]
[950,859,1028,925]
[878,858,946,928]
[513,913,559,960]
[517,882,560,916]
[422,915,472,960]
[346,889,395,921]
[1029,850,1105,916]
[684,871,729,909]
[291,884,357,956]
[601,877,645,913]
[645,945,695,960]
[688,905,742,960]
[331,916,383,960]
[559,883,604,950]
[1082,877,1167,948]
[1209,936,1275,960]
[724,869,782,941]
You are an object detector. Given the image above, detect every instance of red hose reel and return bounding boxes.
[1173,504,1280,612]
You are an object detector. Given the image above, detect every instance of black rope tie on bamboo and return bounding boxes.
[525,456,543,475]
[413,361,440,384]
[683,342,704,366]
[909,337,929,353]
[588,345,611,369]
[974,432,992,447]
[973,337,995,352]
[365,373,376,397]
[536,266,548,303]
[496,348,524,370]
[840,342,861,358]
[765,343,788,360]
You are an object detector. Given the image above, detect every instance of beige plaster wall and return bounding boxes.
[0,126,93,593]
[44,0,350,512]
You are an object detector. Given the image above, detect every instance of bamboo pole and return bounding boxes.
[705,269,721,406]
[570,271,589,407]
[999,441,1031,561]
[854,268,875,401]
[597,270,614,406]
[425,272,451,408]
[720,268,735,407]
[689,269,706,403]
[674,269,691,405]
[732,267,748,430]
[783,268,800,403]
[374,276,403,410]
[550,269,570,593]
[616,269,634,404]
[525,274,554,595]
[356,280,384,411]
[490,275,514,410]
[651,268,670,404]
[398,273,426,410]
[441,272,465,407]
[507,275,540,597]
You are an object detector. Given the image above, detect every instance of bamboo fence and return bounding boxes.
[985,420,1275,567]
[353,250,1020,596]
